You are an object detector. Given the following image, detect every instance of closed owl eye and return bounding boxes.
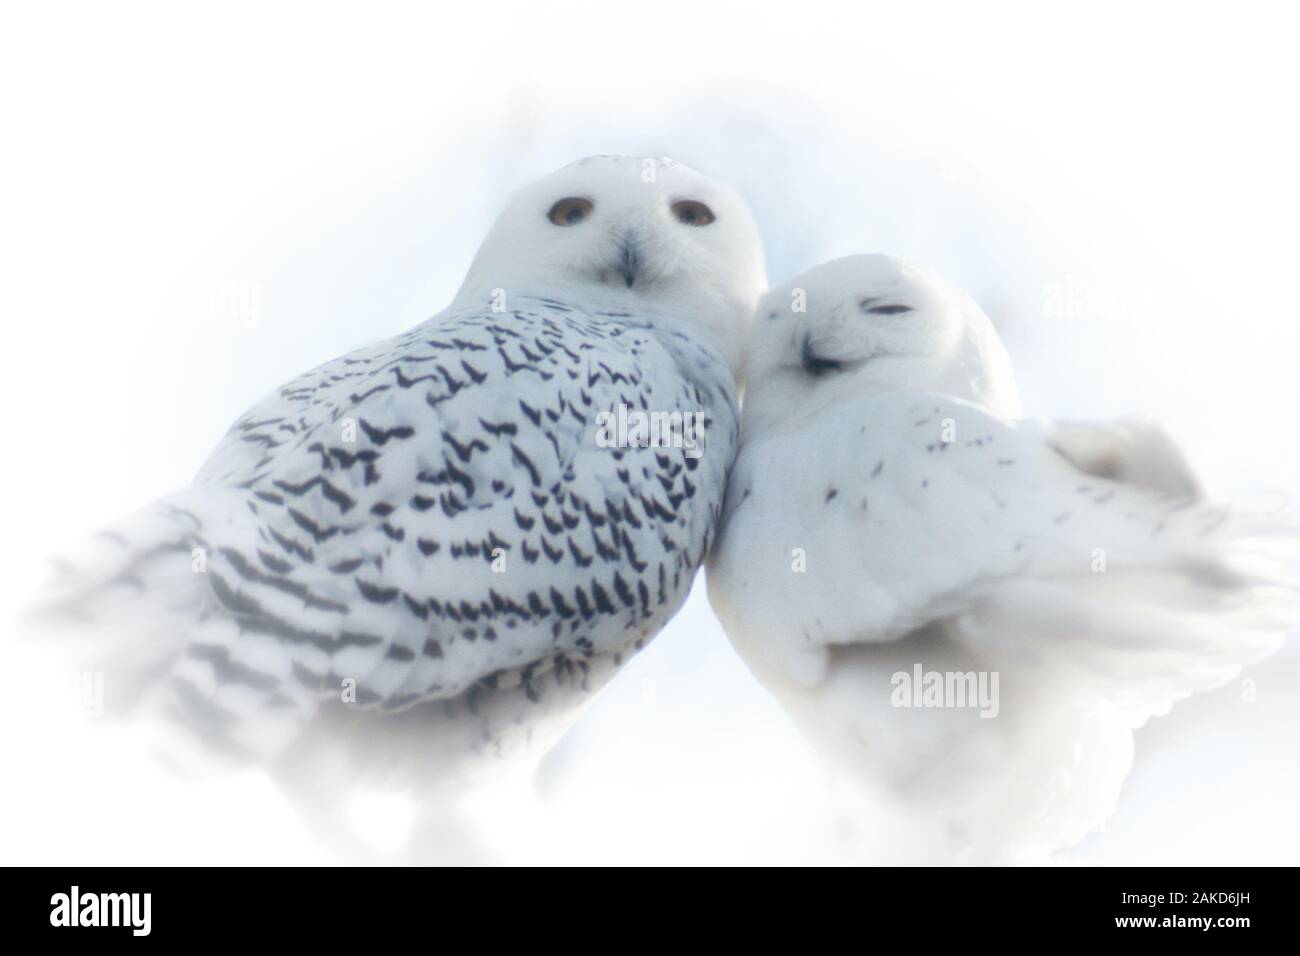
[671,200,715,226]
[547,198,594,226]
[861,300,913,315]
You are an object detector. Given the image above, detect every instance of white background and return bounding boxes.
[1,0,1297,863]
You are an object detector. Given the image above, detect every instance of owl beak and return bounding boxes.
[616,234,641,288]
[800,333,843,376]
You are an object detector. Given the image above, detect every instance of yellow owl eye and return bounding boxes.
[671,200,715,226]
[547,197,593,226]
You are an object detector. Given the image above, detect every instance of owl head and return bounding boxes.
[743,254,1023,432]
[458,156,766,377]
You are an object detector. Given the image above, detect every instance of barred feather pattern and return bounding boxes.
[46,296,737,766]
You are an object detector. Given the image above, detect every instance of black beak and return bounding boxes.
[617,235,640,289]
[800,334,843,376]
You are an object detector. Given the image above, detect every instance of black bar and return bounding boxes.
[3,866,1291,943]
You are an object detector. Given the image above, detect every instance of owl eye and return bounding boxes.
[671,200,715,226]
[861,300,913,315]
[547,198,593,226]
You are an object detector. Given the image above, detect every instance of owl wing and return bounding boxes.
[1031,417,1202,497]
[41,297,738,762]
[712,392,1295,720]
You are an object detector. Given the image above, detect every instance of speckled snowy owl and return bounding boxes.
[42,156,765,780]
[708,254,1297,859]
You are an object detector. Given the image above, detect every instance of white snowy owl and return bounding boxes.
[37,156,765,833]
[708,254,1297,860]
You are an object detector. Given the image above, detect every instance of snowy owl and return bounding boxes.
[35,156,765,847]
[707,254,1297,861]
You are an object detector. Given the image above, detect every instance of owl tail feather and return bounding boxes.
[24,485,319,773]
[955,510,1300,728]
